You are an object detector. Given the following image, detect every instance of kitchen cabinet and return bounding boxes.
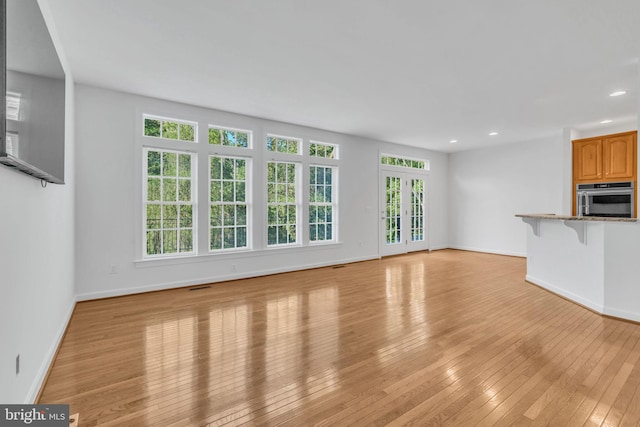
[573,138,602,181]
[573,131,637,182]
[604,133,636,179]
[572,131,637,216]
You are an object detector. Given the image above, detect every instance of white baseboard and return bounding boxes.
[76,255,379,301]
[448,245,526,258]
[527,274,640,322]
[26,297,76,403]
[526,274,605,314]
[602,307,640,323]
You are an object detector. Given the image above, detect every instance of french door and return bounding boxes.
[380,171,428,256]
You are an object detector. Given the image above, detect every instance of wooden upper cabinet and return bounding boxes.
[603,132,636,179]
[573,138,602,181]
[573,131,637,183]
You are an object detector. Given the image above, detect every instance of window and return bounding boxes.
[6,92,21,121]
[267,161,299,246]
[144,148,195,256]
[309,165,336,242]
[209,126,250,148]
[210,156,249,251]
[381,154,429,170]
[6,131,18,156]
[267,134,300,154]
[309,141,337,159]
[144,115,197,142]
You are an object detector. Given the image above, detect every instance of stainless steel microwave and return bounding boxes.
[576,182,634,218]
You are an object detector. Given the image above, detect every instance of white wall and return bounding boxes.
[448,135,564,256]
[74,85,449,300]
[0,77,75,403]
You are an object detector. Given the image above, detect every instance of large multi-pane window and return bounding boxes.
[267,161,299,246]
[142,113,340,258]
[144,148,195,256]
[309,165,336,242]
[210,156,249,251]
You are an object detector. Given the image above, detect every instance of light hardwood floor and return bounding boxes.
[39,250,640,426]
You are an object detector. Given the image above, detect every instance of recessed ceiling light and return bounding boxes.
[600,119,613,124]
[610,91,627,97]
[449,139,458,144]
[489,132,498,136]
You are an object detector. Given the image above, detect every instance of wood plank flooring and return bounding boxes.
[39,250,640,426]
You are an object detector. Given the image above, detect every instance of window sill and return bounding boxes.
[134,242,343,268]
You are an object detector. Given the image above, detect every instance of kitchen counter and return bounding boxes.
[517,213,640,322]
[516,214,638,222]
[516,213,637,223]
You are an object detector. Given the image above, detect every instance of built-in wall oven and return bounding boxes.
[576,181,634,218]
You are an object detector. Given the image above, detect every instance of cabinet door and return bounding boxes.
[604,133,635,179]
[573,139,602,181]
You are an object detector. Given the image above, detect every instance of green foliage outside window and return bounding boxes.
[145,149,194,256]
[209,127,249,148]
[210,156,248,251]
[144,116,196,142]
[267,136,299,154]
[309,142,336,159]
[267,161,298,245]
[381,155,426,170]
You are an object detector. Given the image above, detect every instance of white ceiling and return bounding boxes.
[45,0,640,152]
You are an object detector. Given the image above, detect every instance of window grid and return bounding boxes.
[145,149,195,256]
[210,156,249,251]
[267,161,298,246]
[381,154,428,170]
[144,115,197,142]
[309,165,335,242]
[386,176,402,244]
[267,134,300,154]
[411,178,425,242]
[309,142,337,159]
[209,126,251,148]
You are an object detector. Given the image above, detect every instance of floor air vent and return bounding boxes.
[189,285,211,291]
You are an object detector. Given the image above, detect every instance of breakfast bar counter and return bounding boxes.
[516,214,640,322]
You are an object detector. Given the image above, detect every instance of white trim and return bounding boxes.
[448,245,526,258]
[25,298,76,403]
[526,274,605,314]
[82,254,377,301]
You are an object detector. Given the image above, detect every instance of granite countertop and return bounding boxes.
[515,214,638,223]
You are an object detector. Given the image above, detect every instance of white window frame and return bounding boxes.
[380,153,430,171]
[142,147,197,259]
[209,154,252,253]
[309,164,338,244]
[309,140,339,160]
[143,114,198,143]
[208,124,253,149]
[266,133,302,155]
[266,160,302,247]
